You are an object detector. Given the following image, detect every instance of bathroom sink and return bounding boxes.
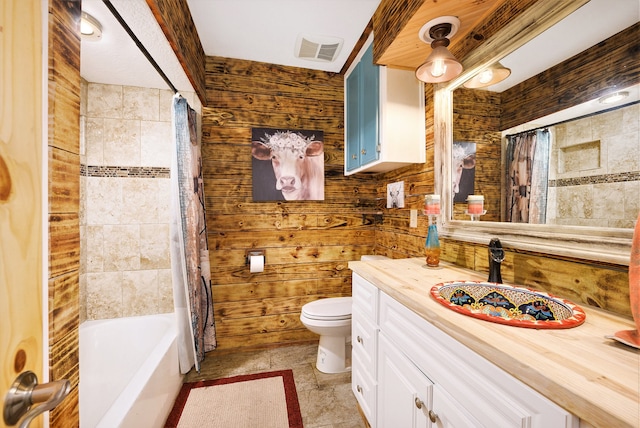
[430,281,586,329]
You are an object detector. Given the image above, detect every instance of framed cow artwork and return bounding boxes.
[251,127,325,201]
[452,141,476,203]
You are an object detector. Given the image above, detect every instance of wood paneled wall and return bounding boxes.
[48,0,81,426]
[203,57,378,350]
[452,88,501,221]
[501,22,640,130]
[146,0,207,104]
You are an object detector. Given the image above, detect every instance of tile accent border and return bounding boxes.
[81,164,170,178]
[549,171,640,187]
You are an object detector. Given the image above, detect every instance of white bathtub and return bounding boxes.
[80,313,183,428]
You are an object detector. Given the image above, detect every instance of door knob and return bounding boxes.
[3,371,70,428]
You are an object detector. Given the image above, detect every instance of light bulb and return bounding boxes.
[81,20,94,35]
[478,69,494,84]
[430,59,447,78]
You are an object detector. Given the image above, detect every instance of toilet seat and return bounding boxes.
[301,297,352,321]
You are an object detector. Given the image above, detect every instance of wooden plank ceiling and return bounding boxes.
[376,0,506,70]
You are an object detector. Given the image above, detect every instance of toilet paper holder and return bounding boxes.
[245,249,265,265]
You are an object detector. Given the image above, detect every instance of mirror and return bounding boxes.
[435,0,639,265]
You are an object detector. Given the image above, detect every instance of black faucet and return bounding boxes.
[488,238,505,283]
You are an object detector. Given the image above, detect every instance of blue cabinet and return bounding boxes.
[344,33,426,175]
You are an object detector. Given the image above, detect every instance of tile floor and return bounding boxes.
[184,343,366,428]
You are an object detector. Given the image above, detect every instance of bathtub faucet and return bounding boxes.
[488,238,505,283]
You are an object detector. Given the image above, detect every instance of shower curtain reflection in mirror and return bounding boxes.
[505,129,550,224]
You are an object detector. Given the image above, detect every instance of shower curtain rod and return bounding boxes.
[102,0,179,94]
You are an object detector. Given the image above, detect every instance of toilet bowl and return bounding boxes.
[300,296,352,373]
[300,255,389,373]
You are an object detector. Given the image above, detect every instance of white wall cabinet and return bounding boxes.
[351,272,577,428]
[344,33,426,175]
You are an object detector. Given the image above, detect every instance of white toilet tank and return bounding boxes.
[361,255,389,261]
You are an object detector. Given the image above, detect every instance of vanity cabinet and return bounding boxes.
[344,33,426,175]
[351,272,577,428]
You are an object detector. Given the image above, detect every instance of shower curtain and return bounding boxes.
[170,94,217,373]
[505,129,550,224]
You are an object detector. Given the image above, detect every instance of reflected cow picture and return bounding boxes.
[252,128,324,201]
[452,142,476,203]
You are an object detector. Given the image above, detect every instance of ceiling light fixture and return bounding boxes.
[463,62,511,89]
[415,16,463,83]
[598,91,629,105]
[80,12,102,41]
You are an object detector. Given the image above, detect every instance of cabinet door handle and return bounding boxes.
[428,410,438,423]
[414,397,423,409]
[357,335,363,344]
[356,385,363,394]
[351,154,357,159]
[361,149,367,155]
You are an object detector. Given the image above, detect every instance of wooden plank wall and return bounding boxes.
[452,88,502,221]
[203,57,378,350]
[146,0,207,105]
[48,0,81,426]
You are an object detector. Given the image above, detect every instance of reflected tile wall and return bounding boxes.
[549,103,640,228]
[79,81,200,321]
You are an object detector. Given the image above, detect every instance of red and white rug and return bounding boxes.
[165,369,303,428]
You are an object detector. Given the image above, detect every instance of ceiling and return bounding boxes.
[80,0,383,93]
[80,0,638,99]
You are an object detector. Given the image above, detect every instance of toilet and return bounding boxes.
[300,255,389,373]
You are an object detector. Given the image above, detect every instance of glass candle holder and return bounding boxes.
[467,195,484,214]
[424,194,441,215]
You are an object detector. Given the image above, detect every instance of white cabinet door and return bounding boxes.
[378,332,432,428]
[431,384,483,428]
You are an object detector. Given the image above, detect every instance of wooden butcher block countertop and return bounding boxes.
[348,258,640,428]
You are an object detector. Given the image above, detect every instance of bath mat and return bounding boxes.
[165,369,303,428]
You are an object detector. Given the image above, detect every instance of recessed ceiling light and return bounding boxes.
[598,91,629,105]
[81,12,102,41]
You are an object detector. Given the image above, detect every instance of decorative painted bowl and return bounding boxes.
[430,281,586,329]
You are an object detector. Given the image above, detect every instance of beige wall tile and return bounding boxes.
[157,178,171,223]
[86,271,123,320]
[79,273,87,323]
[592,182,625,222]
[85,177,122,225]
[121,178,163,223]
[103,118,141,166]
[84,117,104,165]
[141,120,171,167]
[607,132,639,173]
[157,269,174,313]
[87,83,123,119]
[123,86,160,121]
[140,224,170,269]
[122,270,159,317]
[85,225,105,273]
[103,224,141,271]
[159,89,174,123]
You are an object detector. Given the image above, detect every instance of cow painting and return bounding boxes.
[251,129,324,201]
[452,142,476,203]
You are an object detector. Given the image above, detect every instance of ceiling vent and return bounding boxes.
[295,34,343,62]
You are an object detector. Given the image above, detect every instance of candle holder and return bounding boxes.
[466,195,485,221]
[465,209,487,221]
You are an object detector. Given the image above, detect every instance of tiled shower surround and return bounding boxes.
[79,81,200,321]
[547,103,639,228]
